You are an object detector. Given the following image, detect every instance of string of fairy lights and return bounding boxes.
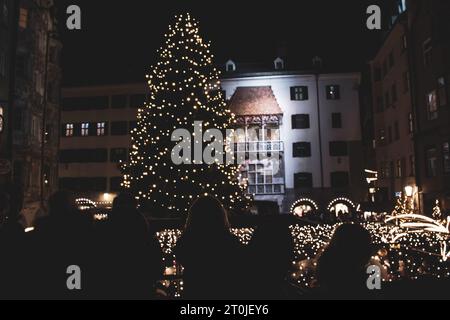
[121,13,251,213]
[156,222,450,298]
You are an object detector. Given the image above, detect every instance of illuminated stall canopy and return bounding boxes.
[291,198,319,217]
[327,197,357,217]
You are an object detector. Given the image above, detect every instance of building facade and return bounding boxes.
[9,0,62,216]
[368,0,450,215]
[59,84,148,207]
[0,0,17,186]
[407,0,450,213]
[60,62,365,214]
[222,61,365,214]
[369,13,418,208]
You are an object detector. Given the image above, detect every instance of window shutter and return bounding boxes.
[304,87,309,100]
[290,87,296,100]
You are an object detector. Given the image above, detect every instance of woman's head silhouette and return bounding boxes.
[184,196,230,236]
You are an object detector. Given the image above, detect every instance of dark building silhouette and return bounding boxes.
[0,0,17,188]
[407,0,450,213]
[1,0,62,224]
[368,0,450,214]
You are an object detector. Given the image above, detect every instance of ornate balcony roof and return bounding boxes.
[228,86,283,116]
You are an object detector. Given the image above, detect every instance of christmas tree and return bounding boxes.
[432,200,442,220]
[392,195,414,216]
[391,197,405,217]
[122,13,251,214]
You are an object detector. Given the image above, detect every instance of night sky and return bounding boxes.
[57,0,386,87]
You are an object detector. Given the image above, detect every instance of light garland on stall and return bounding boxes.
[384,213,450,262]
[326,197,356,212]
[385,214,450,235]
[290,198,319,216]
[75,198,98,211]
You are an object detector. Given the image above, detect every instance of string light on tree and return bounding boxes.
[433,200,443,221]
[121,13,251,213]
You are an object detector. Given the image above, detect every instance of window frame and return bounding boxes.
[330,171,350,188]
[81,122,90,137]
[426,90,438,120]
[293,142,312,158]
[408,113,414,134]
[245,163,284,195]
[329,141,348,157]
[111,95,128,109]
[65,123,74,137]
[96,122,106,136]
[396,159,402,178]
[423,38,432,67]
[326,85,341,100]
[110,121,129,136]
[332,113,343,129]
[292,114,310,129]
[409,155,416,177]
[294,172,313,189]
[110,148,128,163]
[437,76,448,107]
[443,142,450,174]
[425,147,438,177]
[19,7,28,29]
[290,86,309,101]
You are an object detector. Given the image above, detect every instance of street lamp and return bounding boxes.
[404,185,416,213]
[404,185,414,197]
[103,193,114,203]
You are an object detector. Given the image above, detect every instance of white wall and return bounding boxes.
[221,72,361,190]
[318,74,362,188]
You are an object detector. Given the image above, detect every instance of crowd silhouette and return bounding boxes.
[0,189,163,300]
[0,188,448,300]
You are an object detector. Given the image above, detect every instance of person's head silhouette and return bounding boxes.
[48,191,76,217]
[113,193,138,212]
[326,223,372,261]
[184,196,230,237]
[251,217,294,275]
[316,223,373,293]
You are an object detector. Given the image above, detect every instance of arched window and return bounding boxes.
[225,60,236,72]
[274,57,285,70]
